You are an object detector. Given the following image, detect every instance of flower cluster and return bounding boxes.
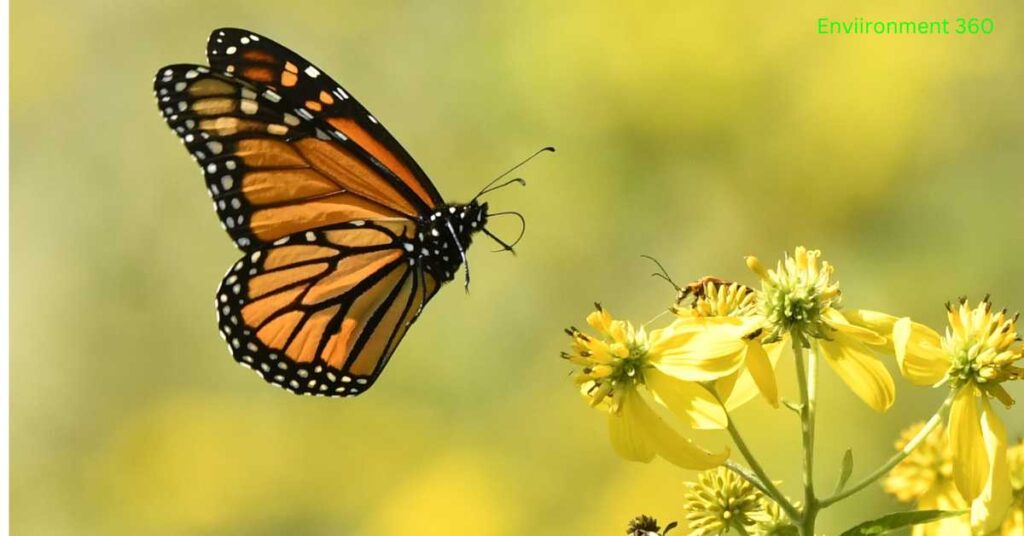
[889,297,1022,529]
[886,424,1024,534]
[563,304,737,469]
[562,247,1021,532]
[682,466,797,535]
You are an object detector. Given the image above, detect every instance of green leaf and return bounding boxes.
[832,448,854,494]
[838,510,968,536]
[782,399,802,414]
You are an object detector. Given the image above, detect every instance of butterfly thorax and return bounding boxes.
[414,201,488,282]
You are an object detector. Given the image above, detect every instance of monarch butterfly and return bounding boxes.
[154,28,550,397]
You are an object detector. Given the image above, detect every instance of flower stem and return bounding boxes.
[719,405,801,521]
[818,393,955,508]
[793,340,818,535]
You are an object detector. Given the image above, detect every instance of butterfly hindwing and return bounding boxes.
[206,28,445,212]
[217,220,442,395]
[154,64,430,251]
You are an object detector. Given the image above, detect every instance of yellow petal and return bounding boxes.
[743,340,780,408]
[913,487,970,536]
[622,389,729,470]
[665,314,752,335]
[725,338,786,411]
[970,398,1011,531]
[645,369,727,430]
[950,386,989,501]
[824,309,887,346]
[893,317,950,386]
[649,326,747,382]
[716,370,739,403]
[746,255,769,280]
[607,389,655,462]
[580,381,614,413]
[842,309,899,340]
[817,332,896,412]
[586,308,613,334]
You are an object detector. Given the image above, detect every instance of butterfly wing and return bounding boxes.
[206,28,445,212]
[218,221,441,395]
[154,65,434,251]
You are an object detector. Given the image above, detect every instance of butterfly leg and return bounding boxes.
[445,220,471,292]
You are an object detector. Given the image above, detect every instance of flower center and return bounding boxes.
[683,281,756,318]
[751,248,840,345]
[564,312,653,409]
[609,342,650,386]
[683,467,761,534]
[943,299,1022,390]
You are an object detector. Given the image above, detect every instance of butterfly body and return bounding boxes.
[416,201,489,282]
[156,29,509,397]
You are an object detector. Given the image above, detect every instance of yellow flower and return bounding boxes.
[734,246,896,412]
[672,281,782,410]
[891,297,1018,528]
[751,497,798,536]
[999,439,1024,535]
[682,466,761,535]
[883,422,971,535]
[564,304,732,470]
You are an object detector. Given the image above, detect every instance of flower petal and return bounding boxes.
[743,340,780,408]
[649,325,748,382]
[949,386,989,501]
[607,389,655,463]
[724,338,787,411]
[716,370,739,403]
[622,389,729,470]
[824,308,887,345]
[893,317,950,386]
[646,369,727,430]
[842,309,899,340]
[970,397,1011,531]
[817,332,896,412]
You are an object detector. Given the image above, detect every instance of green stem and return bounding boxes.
[719,405,801,521]
[819,393,955,508]
[793,340,818,535]
[725,460,773,498]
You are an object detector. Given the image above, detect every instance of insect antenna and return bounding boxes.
[640,255,683,294]
[472,146,555,201]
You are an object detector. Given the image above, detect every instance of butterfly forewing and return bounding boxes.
[154,64,430,251]
[217,221,442,395]
[206,28,445,212]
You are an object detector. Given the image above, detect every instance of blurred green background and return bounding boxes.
[12,1,1024,534]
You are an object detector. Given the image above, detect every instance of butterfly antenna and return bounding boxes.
[483,211,526,253]
[445,220,471,292]
[641,254,682,293]
[473,146,555,201]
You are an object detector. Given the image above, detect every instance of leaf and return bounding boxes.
[832,448,854,494]
[782,399,802,414]
[838,510,968,536]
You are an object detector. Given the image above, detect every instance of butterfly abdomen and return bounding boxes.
[415,201,488,283]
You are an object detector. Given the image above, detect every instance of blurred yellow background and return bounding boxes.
[12,1,1024,534]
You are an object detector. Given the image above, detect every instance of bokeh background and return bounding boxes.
[12,1,1024,534]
